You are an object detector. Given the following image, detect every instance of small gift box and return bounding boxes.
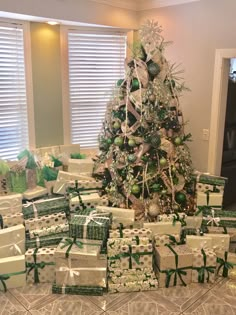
[25,233,68,250]
[143,221,181,235]
[207,233,230,252]
[0,224,25,258]
[96,206,135,229]
[192,248,216,283]
[154,234,181,247]
[54,178,102,195]
[22,195,70,220]
[69,193,108,211]
[107,237,150,256]
[215,251,236,278]
[108,278,158,293]
[1,212,24,228]
[29,223,69,239]
[0,193,22,216]
[52,282,104,296]
[201,207,236,229]
[24,212,67,232]
[0,255,26,291]
[68,158,94,175]
[23,186,48,200]
[193,172,227,187]
[26,247,56,284]
[196,183,224,194]
[109,227,152,239]
[185,215,203,229]
[154,245,193,288]
[108,268,155,284]
[69,209,111,240]
[186,235,213,250]
[196,191,223,207]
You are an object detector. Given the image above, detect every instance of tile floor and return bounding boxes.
[1,278,236,315]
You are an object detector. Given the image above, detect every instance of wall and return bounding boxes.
[138,0,236,171]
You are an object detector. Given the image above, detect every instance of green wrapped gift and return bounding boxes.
[201,207,236,229]
[192,172,227,186]
[69,209,112,240]
[25,232,69,250]
[52,283,104,295]
[22,195,70,220]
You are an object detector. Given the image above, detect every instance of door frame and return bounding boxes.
[208,49,236,175]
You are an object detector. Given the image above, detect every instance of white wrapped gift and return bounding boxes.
[1,212,24,229]
[96,206,135,229]
[143,221,181,235]
[186,235,213,250]
[68,158,94,175]
[23,186,48,200]
[0,193,22,215]
[196,191,223,207]
[0,224,25,258]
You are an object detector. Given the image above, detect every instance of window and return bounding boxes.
[0,20,34,160]
[61,26,127,148]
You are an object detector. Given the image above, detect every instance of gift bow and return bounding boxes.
[59,259,80,286]
[204,209,220,226]
[172,213,187,227]
[60,237,101,258]
[217,251,236,278]
[193,249,216,283]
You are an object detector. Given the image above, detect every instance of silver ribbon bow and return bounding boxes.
[204,208,221,226]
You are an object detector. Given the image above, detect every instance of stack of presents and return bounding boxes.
[1,145,236,295]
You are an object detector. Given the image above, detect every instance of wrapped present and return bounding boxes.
[52,282,104,296]
[109,227,152,239]
[25,233,68,250]
[154,245,192,288]
[0,224,25,258]
[24,212,67,231]
[0,160,10,195]
[60,144,81,156]
[229,233,236,253]
[26,247,56,284]
[201,207,236,229]
[23,186,48,200]
[154,234,181,247]
[0,212,24,228]
[215,251,236,278]
[196,191,223,207]
[193,172,227,186]
[0,193,22,216]
[0,255,26,291]
[158,213,186,226]
[68,158,94,175]
[143,221,181,235]
[185,215,203,229]
[54,178,102,195]
[69,209,111,240]
[196,182,224,194]
[97,206,135,229]
[69,193,108,211]
[192,248,216,283]
[186,235,213,250]
[107,237,150,256]
[28,223,69,239]
[108,278,158,293]
[207,233,230,252]
[22,195,69,220]
[108,268,155,284]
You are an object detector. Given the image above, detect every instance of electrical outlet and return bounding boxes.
[202,129,209,141]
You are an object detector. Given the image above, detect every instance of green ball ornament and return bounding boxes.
[114,137,124,147]
[131,184,141,194]
[175,192,187,204]
[160,157,167,166]
[128,139,136,147]
[127,154,137,163]
[107,139,113,145]
[150,135,161,148]
[131,78,140,91]
[152,183,161,192]
[174,137,182,146]
[148,62,161,76]
[113,121,121,129]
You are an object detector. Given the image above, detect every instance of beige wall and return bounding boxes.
[138,0,236,172]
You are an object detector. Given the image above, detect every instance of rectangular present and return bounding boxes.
[193,172,227,187]
[56,170,93,182]
[186,235,213,250]
[0,255,26,291]
[69,209,111,240]
[154,245,193,288]
[52,282,104,296]
[28,223,69,239]
[26,247,56,284]
[9,170,27,193]
[108,278,158,293]
[59,144,81,156]
[26,233,68,250]
[196,191,223,207]
[55,237,105,268]
[215,251,236,278]
[0,224,25,258]
[109,227,153,239]
[24,212,67,231]
[22,195,69,220]
[53,178,102,195]
[185,215,203,229]
[196,183,224,194]
[107,237,151,256]
[1,212,24,229]
[192,248,216,283]
[23,186,48,200]
[69,193,108,211]
[207,233,230,252]
[229,233,236,253]
[200,207,236,229]
[0,193,22,216]
[143,221,181,235]
[108,268,155,284]
[68,158,94,175]
[96,206,135,229]
[154,234,181,247]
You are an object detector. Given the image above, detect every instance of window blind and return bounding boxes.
[67,29,127,148]
[0,23,29,160]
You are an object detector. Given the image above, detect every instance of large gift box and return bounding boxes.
[26,247,56,284]
[69,209,111,240]
[69,193,108,211]
[68,158,94,175]
[0,255,26,291]
[22,196,69,220]
[0,193,22,215]
[108,277,158,293]
[193,172,227,190]
[26,233,68,250]
[196,191,223,207]
[23,186,48,200]
[96,206,135,229]
[107,237,151,256]
[154,245,193,288]
[143,221,181,235]
[1,212,24,228]
[186,235,213,250]
[154,234,181,247]
[24,212,67,231]
[192,248,216,283]
[109,227,152,239]
[215,251,236,278]
[207,233,230,252]
[28,223,69,239]
[0,224,25,258]
[201,207,236,229]
[52,283,104,296]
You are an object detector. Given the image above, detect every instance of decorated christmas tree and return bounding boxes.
[93,20,195,221]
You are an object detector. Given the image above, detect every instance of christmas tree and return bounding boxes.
[93,20,195,221]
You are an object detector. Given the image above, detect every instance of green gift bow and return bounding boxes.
[172,213,187,227]
[217,251,236,278]
[26,248,55,283]
[160,244,192,288]
[0,270,26,292]
[60,237,101,258]
[192,248,216,283]
[166,234,183,245]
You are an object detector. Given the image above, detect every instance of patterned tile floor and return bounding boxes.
[1,278,236,315]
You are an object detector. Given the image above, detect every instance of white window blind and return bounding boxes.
[0,22,30,160]
[67,28,127,148]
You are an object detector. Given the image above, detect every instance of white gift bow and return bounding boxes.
[204,209,221,226]
[74,210,110,238]
[59,259,80,286]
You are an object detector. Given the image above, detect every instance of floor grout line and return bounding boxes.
[8,289,30,312]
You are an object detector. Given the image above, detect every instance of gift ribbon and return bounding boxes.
[74,210,110,239]
[203,209,220,226]
[192,248,216,283]
[217,251,236,278]
[26,248,55,283]
[118,223,124,238]
[0,214,3,229]
[172,213,187,227]
[166,234,182,245]
[0,269,26,292]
